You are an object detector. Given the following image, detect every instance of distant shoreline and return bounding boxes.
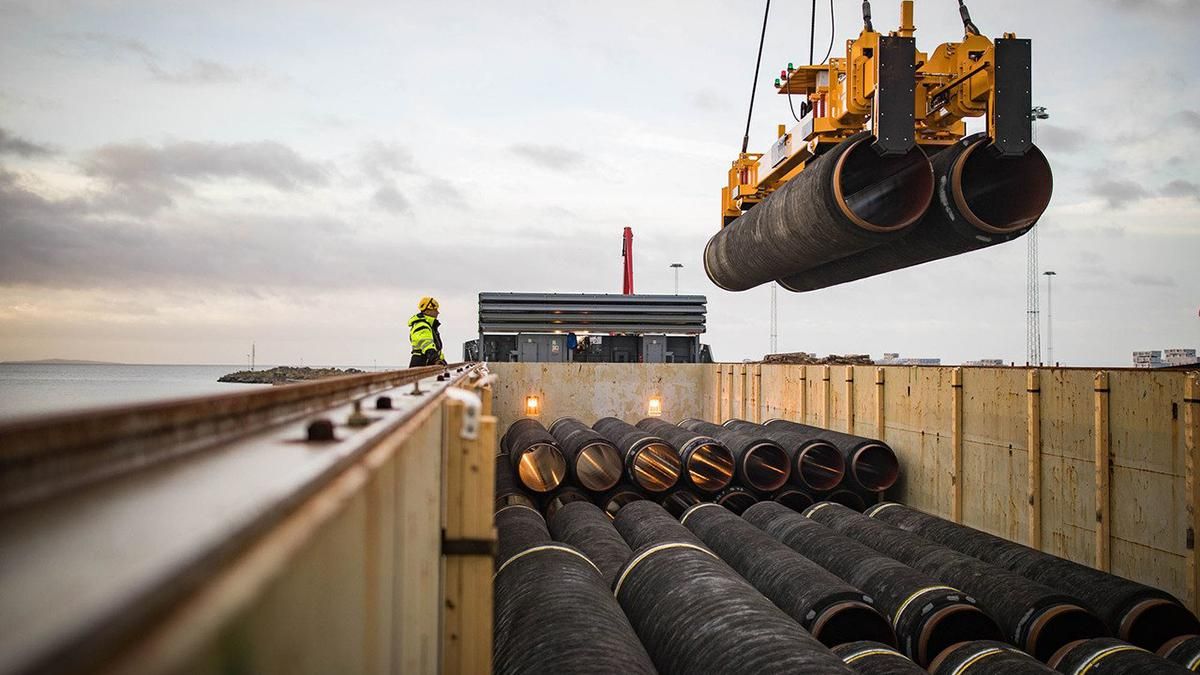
[0,359,126,365]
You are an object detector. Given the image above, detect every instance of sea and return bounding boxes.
[0,364,387,423]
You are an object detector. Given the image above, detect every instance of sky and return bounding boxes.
[0,0,1197,367]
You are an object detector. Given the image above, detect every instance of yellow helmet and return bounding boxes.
[418,296,440,312]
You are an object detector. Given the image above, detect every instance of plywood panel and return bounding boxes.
[489,363,706,429]
[1111,537,1187,602]
[961,368,1029,542]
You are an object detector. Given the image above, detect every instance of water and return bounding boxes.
[0,364,273,422]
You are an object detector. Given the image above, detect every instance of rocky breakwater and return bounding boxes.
[219,366,365,385]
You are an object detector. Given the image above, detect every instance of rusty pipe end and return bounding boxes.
[576,441,624,492]
[630,440,682,493]
[686,441,735,493]
[1024,603,1109,662]
[811,600,897,649]
[951,139,1053,235]
[516,443,567,493]
[825,489,868,512]
[715,489,759,515]
[742,441,791,492]
[772,488,815,512]
[918,604,1004,667]
[851,443,899,492]
[796,441,845,491]
[1119,597,1200,651]
[833,136,934,233]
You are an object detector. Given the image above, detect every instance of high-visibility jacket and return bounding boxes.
[408,312,444,363]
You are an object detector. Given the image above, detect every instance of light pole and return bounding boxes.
[670,263,683,295]
[1044,271,1057,365]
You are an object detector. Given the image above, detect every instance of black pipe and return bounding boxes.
[715,485,760,515]
[764,418,899,491]
[725,418,846,490]
[543,485,591,522]
[779,135,1052,292]
[1159,634,1200,671]
[547,500,633,589]
[501,419,567,493]
[928,640,1056,674]
[547,417,624,492]
[495,504,552,569]
[494,510,656,675]
[773,487,816,512]
[637,418,735,493]
[806,501,1107,660]
[595,482,647,519]
[823,488,869,512]
[592,417,682,493]
[612,502,856,673]
[679,418,791,492]
[681,502,896,648]
[1049,637,1193,674]
[867,502,1200,650]
[832,641,926,674]
[704,131,934,292]
[659,488,704,518]
[495,453,537,510]
[743,501,1002,665]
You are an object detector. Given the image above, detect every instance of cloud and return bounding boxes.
[146,58,240,85]
[1129,273,1176,287]
[1174,110,1200,132]
[360,141,417,180]
[80,140,330,214]
[509,143,582,171]
[371,184,411,214]
[61,32,244,85]
[1089,177,1150,209]
[1036,124,1085,154]
[1162,179,1200,200]
[424,177,467,208]
[1100,0,1200,15]
[691,89,730,112]
[0,128,54,157]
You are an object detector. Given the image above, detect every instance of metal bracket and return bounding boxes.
[445,387,482,439]
[441,531,497,557]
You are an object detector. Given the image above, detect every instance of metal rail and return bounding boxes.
[0,363,479,675]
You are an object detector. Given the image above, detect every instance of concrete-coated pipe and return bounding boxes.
[764,418,899,491]
[637,418,735,493]
[495,453,537,510]
[705,131,934,292]
[808,501,1106,660]
[772,487,816,512]
[928,641,1055,674]
[659,488,704,518]
[547,500,633,589]
[594,482,646,519]
[501,418,567,493]
[833,641,926,675]
[780,134,1052,292]
[725,419,845,491]
[1159,635,1200,671]
[679,418,792,492]
[543,485,591,522]
[593,417,682,493]
[715,485,760,515]
[1049,637,1193,674]
[867,502,1200,651]
[682,502,896,648]
[547,417,625,492]
[743,501,1002,666]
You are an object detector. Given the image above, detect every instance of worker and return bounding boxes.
[408,297,446,367]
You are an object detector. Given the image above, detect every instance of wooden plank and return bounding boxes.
[845,367,855,434]
[1186,374,1200,612]
[1027,369,1042,549]
[1094,371,1111,572]
[875,368,885,440]
[710,365,722,422]
[799,367,809,423]
[751,365,763,422]
[822,366,832,429]
[951,367,964,522]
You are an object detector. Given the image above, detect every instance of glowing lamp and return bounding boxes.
[647,396,663,417]
[525,396,541,417]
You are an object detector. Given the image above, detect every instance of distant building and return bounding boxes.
[965,359,1005,367]
[878,353,942,366]
[1133,348,1197,368]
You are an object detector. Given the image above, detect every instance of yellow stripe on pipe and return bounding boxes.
[494,544,600,579]
[614,542,717,598]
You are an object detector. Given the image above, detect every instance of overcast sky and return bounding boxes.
[0,0,1197,367]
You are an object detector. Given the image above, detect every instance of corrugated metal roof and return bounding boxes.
[478,293,707,335]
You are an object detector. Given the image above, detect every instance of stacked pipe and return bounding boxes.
[636,418,735,493]
[806,501,1107,660]
[714,485,760,514]
[547,500,633,588]
[778,134,1053,292]
[1049,637,1193,674]
[611,501,856,673]
[928,641,1056,674]
[867,502,1200,650]
[493,503,655,674]
[832,641,926,675]
[763,418,899,493]
[678,418,792,493]
[742,500,1003,666]
[494,453,536,510]
[704,131,936,292]
[500,418,566,493]
[593,417,682,493]
[724,418,845,492]
[547,417,624,492]
[1160,635,1200,671]
[680,502,896,648]
[595,482,646,519]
